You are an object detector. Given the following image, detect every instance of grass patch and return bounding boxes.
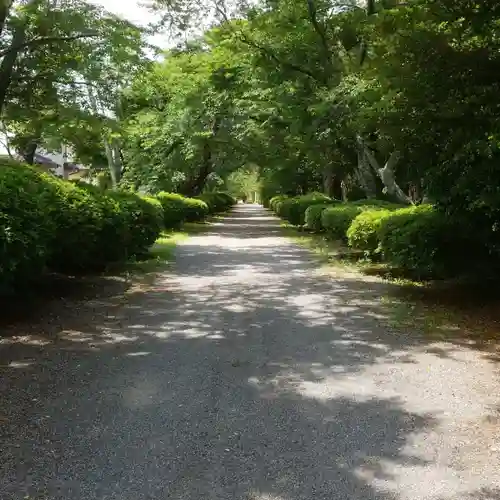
[281,223,369,272]
[123,220,212,275]
[126,231,188,274]
[281,222,423,284]
[281,222,500,348]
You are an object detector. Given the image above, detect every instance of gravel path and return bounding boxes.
[1,204,499,500]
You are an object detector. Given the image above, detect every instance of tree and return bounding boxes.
[0,0,150,186]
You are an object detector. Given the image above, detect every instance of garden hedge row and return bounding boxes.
[156,190,235,228]
[157,192,209,228]
[268,194,479,279]
[272,192,333,226]
[197,191,236,214]
[0,163,163,294]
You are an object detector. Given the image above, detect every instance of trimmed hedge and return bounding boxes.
[377,205,467,279]
[346,209,392,255]
[197,192,235,214]
[184,198,210,222]
[0,165,60,293]
[269,194,289,213]
[277,193,332,226]
[109,192,163,257]
[350,199,401,208]
[304,203,338,232]
[321,204,364,241]
[0,163,164,294]
[322,201,401,242]
[157,192,205,228]
[157,192,185,228]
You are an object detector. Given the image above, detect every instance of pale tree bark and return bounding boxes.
[87,82,123,188]
[0,0,13,38]
[355,146,377,198]
[357,136,413,205]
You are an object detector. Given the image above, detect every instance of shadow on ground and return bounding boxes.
[0,205,499,499]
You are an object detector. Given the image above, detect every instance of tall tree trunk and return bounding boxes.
[194,140,213,195]
[357,136,413,205]
[183,117,221,196]
[104,141,122,188]
[0,21,26,115]
[22,140,37,165]
[323,164,335,197]
[355,147,377,198]
[0,0,12,38]
[111,139,123,186]
[341,180,348,201]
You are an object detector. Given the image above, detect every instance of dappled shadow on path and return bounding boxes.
[0,205,499,499]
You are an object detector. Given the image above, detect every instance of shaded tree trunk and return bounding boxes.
[323,164,335,197]
[357,136,413,205]
[0,0,12,38]
[0,21,26,115]
[355,147,377,198]
[22,140,37,165]
[182,117,220,196]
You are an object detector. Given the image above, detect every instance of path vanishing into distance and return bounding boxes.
[1,204,500,500]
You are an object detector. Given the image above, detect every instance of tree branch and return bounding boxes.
[305,0,333,72]
[356,135,413,204]
[214,1,324,83]
[0,32,99,58]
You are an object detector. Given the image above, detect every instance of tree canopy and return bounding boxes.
[3,0,500,228]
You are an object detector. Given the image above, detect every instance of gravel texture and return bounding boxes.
[0,204,499,499]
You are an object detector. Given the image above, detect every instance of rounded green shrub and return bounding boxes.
[184,197,209,222]
[47,181,109,272]
[197,191,235,214]
[279,193,332,226]
[347,209,392,255]
[322,201,402,242]
[378,204,465,279]
[0,165,164,292]
[110,192,163,257]
[157,192,190,228]
[49,185,163,271]
[321,204,364,241]
[350,199,402,208]
[269,195,289,212]
[0,164,60,293]
[304,203,338,232]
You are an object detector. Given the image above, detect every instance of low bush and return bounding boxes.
[378,204,469,279]
[322,200,403,242]
[198,191,235,213]
[269,195,289,213]
[47,184,163,272]
[0,162,164,293]
[156,191,208,227]
[0,164,60,293]
[346,209,392,255]
[274,197,290,216]
[304,203,338,232]
[48,181,113,272]
[321,204,364,241]
[157,192,193,228]
[350,198,401,208]
[184,198,209,222]
[110,192,163,257]
[278,192,332,226]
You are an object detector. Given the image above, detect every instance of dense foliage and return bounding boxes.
[0,162,163,293]
[2,0,500,282]
[198,192,236,214]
